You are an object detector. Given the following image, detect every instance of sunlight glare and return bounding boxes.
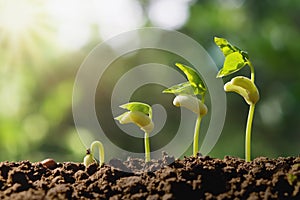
[148,0,190,29]
[0,0,35,33]
[0,0,53,67]
[92,0,144,40]
[45,0,92,50]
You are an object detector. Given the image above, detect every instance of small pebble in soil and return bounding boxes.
[40,158,57,170]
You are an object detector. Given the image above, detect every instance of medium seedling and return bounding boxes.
[114,102,154,162]
[214,37,260,162]
[163,63,208,157]
[83,140,105,167]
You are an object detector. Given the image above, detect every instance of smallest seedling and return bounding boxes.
[114,102,154,162]
[83,140,105,167]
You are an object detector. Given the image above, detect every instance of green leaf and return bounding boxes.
[217,52,247,77]
[119,102,152,119]
[163,82,194,95]
[175,63,206,95]
[214,37,242,56]
[214,37,250,77]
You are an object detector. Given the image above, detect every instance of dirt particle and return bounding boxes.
[41,158,57,170]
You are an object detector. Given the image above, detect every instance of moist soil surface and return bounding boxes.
[0,153,299,200]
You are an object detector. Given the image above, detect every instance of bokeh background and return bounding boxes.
[0,0,299,162]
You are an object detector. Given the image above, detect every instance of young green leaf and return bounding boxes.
[163,82,194,95]
[217,52,246,78]
[175,63,206,95]
[214,37,249,78]
[120,102,152,119]
[214,37,241,56]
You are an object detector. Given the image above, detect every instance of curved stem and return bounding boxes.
[245,104,255,162]
[144,132,150,162]
[193,114,202,157]
[248,61,255,82]
[91,141,105,166]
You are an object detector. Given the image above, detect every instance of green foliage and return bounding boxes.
[163,82,194,95]
[214,37,247,57]
[174,63,206,96]
[219,52,246,77]
[214,37,249,78]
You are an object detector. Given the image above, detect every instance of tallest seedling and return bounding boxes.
[214,37,260,162]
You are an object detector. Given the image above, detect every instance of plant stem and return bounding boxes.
[245,103,255,162]
[248,61,255,82]
[144,132,150,162]
[91,141,105,166]
[245,60,257,162]
[193,114,202,157]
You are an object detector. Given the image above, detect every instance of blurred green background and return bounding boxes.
[0,0,299,162]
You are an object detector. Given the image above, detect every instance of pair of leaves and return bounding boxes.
[118,102,152,119]
[115,102,154,133]
[214,37,249,78]
[163,63,206,96]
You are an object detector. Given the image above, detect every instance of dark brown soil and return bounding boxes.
[0,154,299,200]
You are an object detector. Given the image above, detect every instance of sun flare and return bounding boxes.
[0,1,35,33]
[0,0,54,66]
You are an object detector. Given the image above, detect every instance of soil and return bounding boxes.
[0,153,299,200]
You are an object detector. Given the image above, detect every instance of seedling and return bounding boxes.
[163,63,208,157]
[83,140,105,167]
[214,37,260,162]
[114,102,154,162]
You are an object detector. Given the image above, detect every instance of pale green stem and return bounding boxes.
[245,103,255,162]
[192,95,206,157]
[248,61,255,82]
[193,114,202,157]
[144,132,150,162]
[91,141,105,166]
[245,60,257,162]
